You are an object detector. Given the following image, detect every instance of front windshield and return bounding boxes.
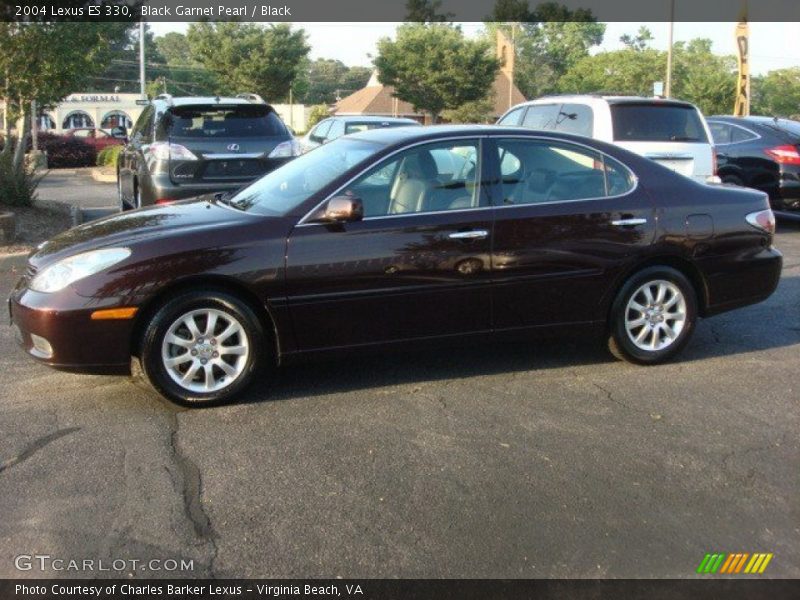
[226,138,385,214]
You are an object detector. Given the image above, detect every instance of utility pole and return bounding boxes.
[139,21,146,97]
[665,0,675,97]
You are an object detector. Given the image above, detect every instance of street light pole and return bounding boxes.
[139,21,146,98]
[665,0,675,98]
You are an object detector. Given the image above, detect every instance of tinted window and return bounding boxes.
[327,119,345,140]
[497,106,525,126]
[522,104,561,130]
[227,138,384,215]
[730,125,759,143]
[708,122,731,144]
[611,104,709,143]
[343,140,483,217]
[159,105,287,138]
[765,118,800,139]
[496,139,634,204]
[555,104,593,137]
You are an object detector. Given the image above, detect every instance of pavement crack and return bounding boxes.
[0,427,81,475]
[166,411,219,577]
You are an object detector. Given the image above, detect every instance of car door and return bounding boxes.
[488,136,654,330]
[285,137,494,351]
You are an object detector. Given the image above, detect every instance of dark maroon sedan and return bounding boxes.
[9,126,782,406]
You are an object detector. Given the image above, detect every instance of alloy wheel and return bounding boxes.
[161,308,250,393]
[624,279,687,352]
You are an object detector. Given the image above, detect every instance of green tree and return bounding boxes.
[0,22,129,204]
[442,97,496,123]
[89,23,165,94]
[153,32,218,96]
[620,26,654,52]
[752,68,800,118]
[303,59,349,105]
[340,66,372,97]
[671,39,736,116]
[186,23,310,102]
[307,105,331,129]
[374,23,499,122]
[558,48,664,96]
[485,10,605,99]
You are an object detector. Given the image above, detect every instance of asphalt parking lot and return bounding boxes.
[0,218,798,579]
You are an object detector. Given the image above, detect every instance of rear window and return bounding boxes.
[765,118,800,139]
[159,105,287,138]
[611,104,708,143]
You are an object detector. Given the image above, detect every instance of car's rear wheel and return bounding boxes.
[608,266,697,364]
[140,291,268,406]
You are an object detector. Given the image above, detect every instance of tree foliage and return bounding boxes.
[752,68,800,119]
[404,0,453,22]
[186,23,310,103]
[374,23,499,122]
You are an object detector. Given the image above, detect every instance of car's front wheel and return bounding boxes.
[608,266,698,364]
[140,291,268,406]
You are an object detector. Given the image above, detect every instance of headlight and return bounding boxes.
[30,248,131,293]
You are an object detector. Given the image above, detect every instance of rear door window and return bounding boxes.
[160,105,287,138]
[708,122,732,144]
[521,104,561,130]
[495,138,634,205]
[611,104,709,143]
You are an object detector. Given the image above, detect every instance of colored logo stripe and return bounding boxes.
[699,552,773,574]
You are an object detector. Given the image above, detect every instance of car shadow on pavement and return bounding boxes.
[229,275,799,407]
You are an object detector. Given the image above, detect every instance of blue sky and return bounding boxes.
[149,22,799,76]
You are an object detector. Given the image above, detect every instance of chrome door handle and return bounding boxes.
[449,230,488,240]
[611,218,647,227]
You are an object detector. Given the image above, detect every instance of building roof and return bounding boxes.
[333,70,525,120]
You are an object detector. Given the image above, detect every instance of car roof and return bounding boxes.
[332,116,419,123]
[153,96,270,108]
[520,95,698,109]
[343,124,620,147]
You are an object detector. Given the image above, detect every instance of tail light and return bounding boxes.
[156,198,175,205]
[268,139,301,158]
[745,209,776,234]
[764,144,800,165]
[148,142,198,161]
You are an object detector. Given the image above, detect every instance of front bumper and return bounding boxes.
[9,283,134,375]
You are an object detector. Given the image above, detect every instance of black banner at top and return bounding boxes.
[0,0,799,22]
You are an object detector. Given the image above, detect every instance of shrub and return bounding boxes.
[0,151,43,207]
[36,132,96,168]
[97,144,122,167]
[307,104,331,129]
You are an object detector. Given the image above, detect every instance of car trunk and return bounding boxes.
[610,103,715,183]
[162,103,291,186]
[168,136,288,184]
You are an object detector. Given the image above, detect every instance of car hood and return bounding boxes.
[30,196,262,267]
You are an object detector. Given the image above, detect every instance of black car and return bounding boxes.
[707,116,800,214]
[115,94,298,210]
[11,126,781,406]
[300,115,420,153]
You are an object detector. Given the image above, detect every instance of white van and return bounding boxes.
[497,95,717,184]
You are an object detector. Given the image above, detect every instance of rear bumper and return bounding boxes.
[699,246,783,317]
[9,286,133,375]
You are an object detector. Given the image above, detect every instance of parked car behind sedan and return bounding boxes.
[116,94,299,210]
[707,116,800,215]
[498,95,717,184]
[10,126,781,406]
[64,128,124,151]
[300,115,420,153]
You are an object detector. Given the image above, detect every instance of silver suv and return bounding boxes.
[498,95,717,184]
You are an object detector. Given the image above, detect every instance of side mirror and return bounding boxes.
[110,126,127,140]
[324,196,363,222]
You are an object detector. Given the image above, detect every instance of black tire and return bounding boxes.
[608,266,698,364]
[140,290,269,407]
[721,174,744,186]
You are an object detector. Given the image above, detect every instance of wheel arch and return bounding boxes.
[130,275,281,362]
[607,255,710,322]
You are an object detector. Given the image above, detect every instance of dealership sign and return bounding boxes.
[65,94,121,103]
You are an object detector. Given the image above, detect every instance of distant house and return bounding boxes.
[334,32,525,124]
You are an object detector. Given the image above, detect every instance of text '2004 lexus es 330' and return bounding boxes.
[9,126,782,406]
